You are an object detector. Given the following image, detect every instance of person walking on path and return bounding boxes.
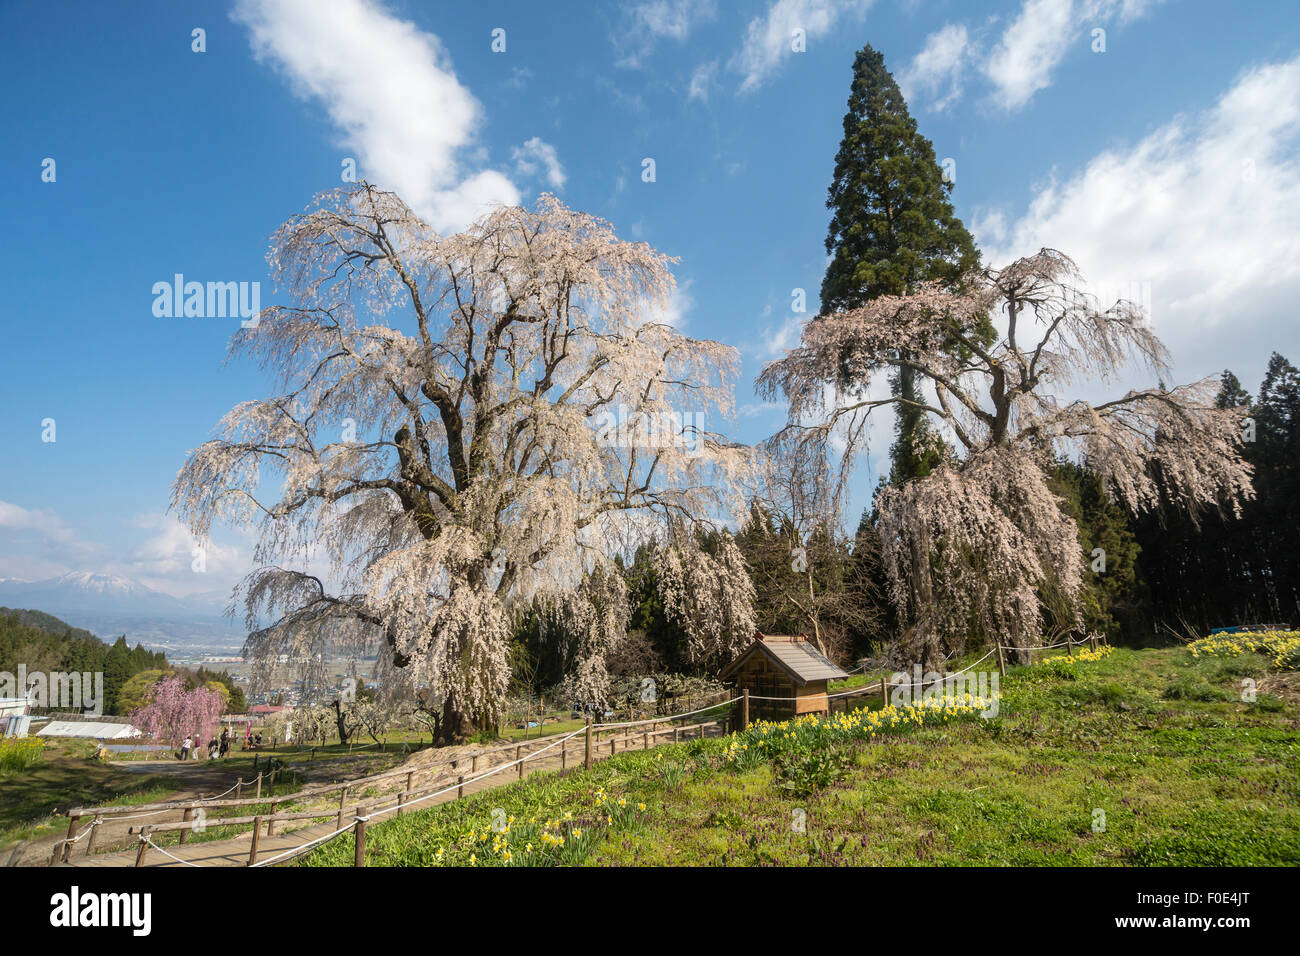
[180,735,192,760]
[219,728,230,759]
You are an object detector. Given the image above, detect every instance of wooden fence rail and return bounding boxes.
[109,715,730,867]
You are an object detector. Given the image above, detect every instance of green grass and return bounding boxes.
[497,717,586,741]
[298,646,1300,867]
[0,739,181,848]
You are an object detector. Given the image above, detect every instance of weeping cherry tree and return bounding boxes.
[758,250,1253,663]
[173,185,752,742]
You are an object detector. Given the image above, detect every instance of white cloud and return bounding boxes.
[512,137,567,190]
[0,504,247,598]
[688,61,719,102]
[615,0,718,68]
[505,67,534,90]
[0,500,103,580]
[731,0,874,93]
[982,0,1076,113]
[902,0,1165,115]
[232,0,519,233]
[123,516,242,591]
[900,23,971,112]
[1106,0,1166,26]
[648,278,695,330]
[970,208,1009,247]
[759,312,805,360]
[0,500,90,551]
[980,56,1300,387]
[739,400,784,419]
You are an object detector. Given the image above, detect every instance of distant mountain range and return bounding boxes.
[0,571,248,654]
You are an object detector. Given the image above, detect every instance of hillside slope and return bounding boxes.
[299,646,1300,867]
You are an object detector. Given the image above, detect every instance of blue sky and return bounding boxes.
[1,0,1298,599]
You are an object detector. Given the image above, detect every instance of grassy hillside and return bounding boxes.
[300,644,1300,867]
[0,738,179,850]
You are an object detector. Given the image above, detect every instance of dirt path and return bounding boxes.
[9,751,405,867]
[58,721,726,867]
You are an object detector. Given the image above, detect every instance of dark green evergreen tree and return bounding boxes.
[102,636,133,714]
[1134,357,1300,632]
[820,44,982,484]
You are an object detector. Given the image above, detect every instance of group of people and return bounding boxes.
[177,727,263,760]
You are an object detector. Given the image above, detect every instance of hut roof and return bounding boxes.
[36,720,140,740]
[719,633,849,685]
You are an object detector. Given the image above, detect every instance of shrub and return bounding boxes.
[722,694,992,794]
[1187,630,1300,671]
[1249,694,1285,713]
[1064,682,1151,711]
[775,749,851,798]
[0,737,44,772]
[1163,676,1231,702]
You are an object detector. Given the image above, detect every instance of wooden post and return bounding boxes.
[179,807,193,845]
[396,793,405,817]
[584,717,593,769]
[1067,637,1074,656]
[741,689,750,731]
[354,809,367,867]
[134,828,151,867]
[256,772,263,799]
[235,778,243,800]
[472,754,479,772]
[405,771,413,794]
[996,643,1007,677]
[881,676,889,708]
[643,732,649,750]
[673,726,679,743]
[267,802,279,836]
[457,775,465,799]
[248,818,261,866]
[610,737,616,755]
[517,745,524,779]
[561,742,567,770]
[65,814,80,851]
[85,818,99,856]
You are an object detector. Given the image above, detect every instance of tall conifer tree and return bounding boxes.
[820,44,981,483]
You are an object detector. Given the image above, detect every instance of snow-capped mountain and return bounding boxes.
[51,570,158,597]
[0,571,245,653]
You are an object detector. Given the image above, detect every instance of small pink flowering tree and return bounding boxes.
[129,676,224,748]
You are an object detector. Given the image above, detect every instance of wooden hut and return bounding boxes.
[719,633,849,724]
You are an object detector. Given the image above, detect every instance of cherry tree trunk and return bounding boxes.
[436,699,474,745]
